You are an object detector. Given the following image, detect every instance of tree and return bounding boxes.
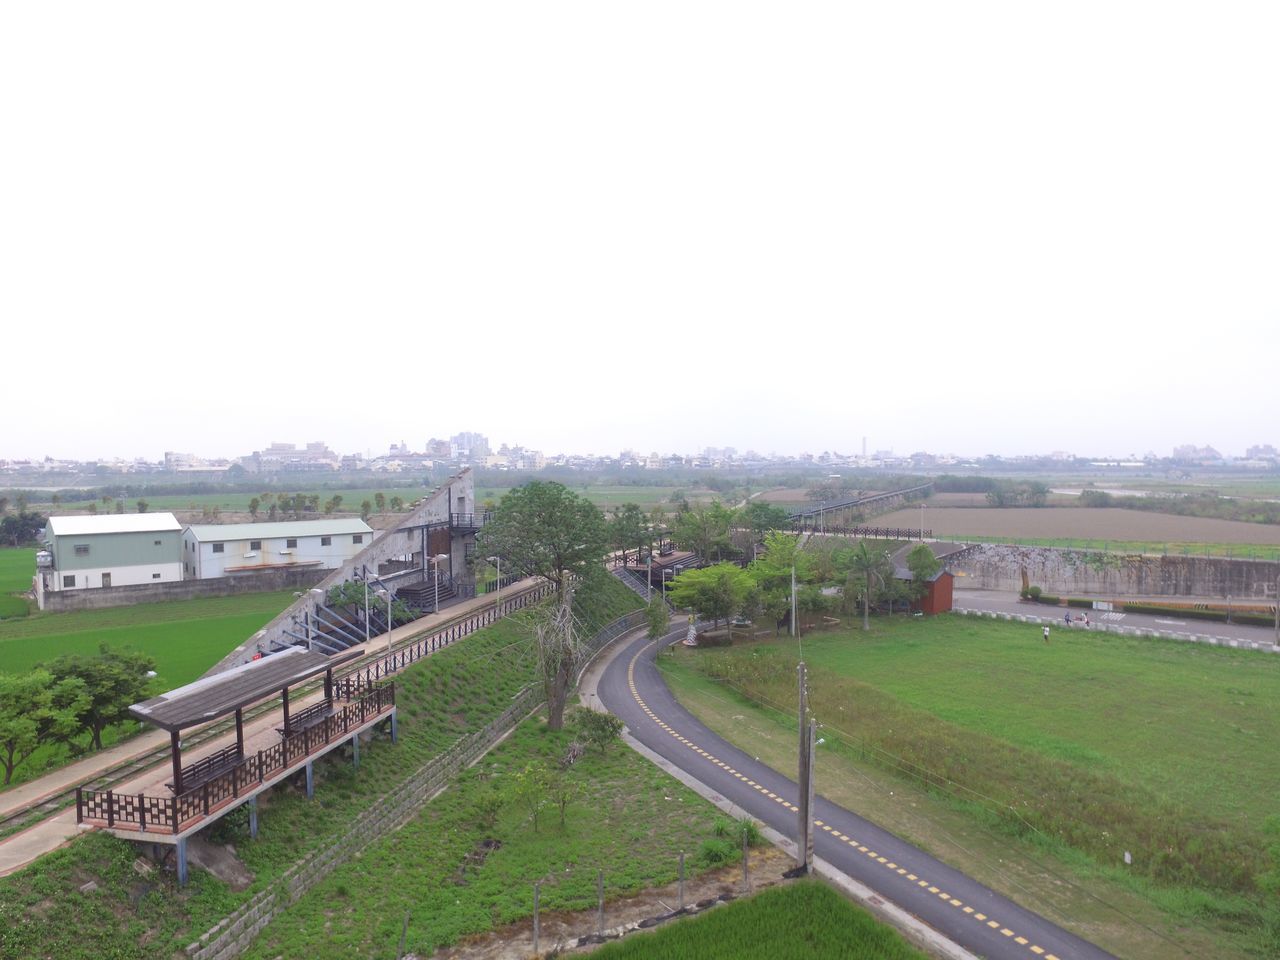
[673,502,736,563]
[0,496,8,515]
[360,499,373,521]
[668,563,754,634]
[374,492,386,512]
[740,500,793,543]
[0,511,46,547]
[44,646,157,751]
[905,544,941,602]
[135,499,149,513]
[609,503,648,565]
[478,481,609,600]
[646,595,670,642]
[546,767,583,828]
[248,497,260,520]
[389,495,404,512]
[848,542,893,631]
[575,708,624,755]
[0,671,87,784]
[507,760,551,833]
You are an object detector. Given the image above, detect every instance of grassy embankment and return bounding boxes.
[0,591,295,788]
[0,574,757,960]
[660,616,1280,960]
[590,880,928,960]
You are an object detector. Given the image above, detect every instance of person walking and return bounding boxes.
[1043,625,1050,643]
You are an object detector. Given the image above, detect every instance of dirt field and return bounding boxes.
[876,505,1280,545]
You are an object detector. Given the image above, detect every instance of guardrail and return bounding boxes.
[797,524,931,540]
[335,581,555,698]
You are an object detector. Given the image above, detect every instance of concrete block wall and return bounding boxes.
[37,568,327,613]
[948,543,1280,600]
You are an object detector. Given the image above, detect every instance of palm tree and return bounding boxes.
[849,541,892,631]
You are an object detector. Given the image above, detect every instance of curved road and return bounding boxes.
[597,627,1116,960]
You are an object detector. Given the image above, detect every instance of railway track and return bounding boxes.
[0,584,546,843]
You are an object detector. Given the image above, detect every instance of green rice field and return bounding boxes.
[591,880,927,960]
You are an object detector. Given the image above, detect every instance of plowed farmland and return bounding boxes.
[877,505,1280,544]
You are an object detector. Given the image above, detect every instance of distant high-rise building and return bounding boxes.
[450,431,490,459]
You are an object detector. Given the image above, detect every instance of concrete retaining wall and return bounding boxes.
[947,543,1280,600]
[36,568,327,612]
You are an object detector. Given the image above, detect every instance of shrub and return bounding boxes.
[574,708,624,754]
[1027,586,1042,601]
[697,837,738,866]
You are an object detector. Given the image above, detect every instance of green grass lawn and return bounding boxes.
[0,591,294,684]
[591,880,928,960]
[662,617,1280,958]
[0,591,295,788]
[0,548,34,594]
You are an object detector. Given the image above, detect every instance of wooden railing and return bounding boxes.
[167,743,243,793]
[334,581,555,699]
[77,685,395,835]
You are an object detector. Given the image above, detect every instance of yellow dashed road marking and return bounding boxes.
[625,642,1039,954]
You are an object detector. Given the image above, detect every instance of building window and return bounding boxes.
[286,538,297,548]
[250,540,262,551]
[321,536,332,546]
[154,540,162,546]
[213,543,224,553]
[353,534,363,545]
[74,544,90,557]
[152,572,161,579]
[62,575,76,588]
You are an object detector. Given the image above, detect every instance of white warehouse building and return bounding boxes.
[38,513,185,599]
[182,519,375,579]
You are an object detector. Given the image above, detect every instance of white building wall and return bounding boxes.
[183,531,370,579]
[50,562,184,591]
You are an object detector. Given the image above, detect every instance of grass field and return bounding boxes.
[0,548,35,619]
[0,591,295,788]
[590,880,927,960]
[660,618,1280,958]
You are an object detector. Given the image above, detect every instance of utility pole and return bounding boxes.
[796,661,813,872]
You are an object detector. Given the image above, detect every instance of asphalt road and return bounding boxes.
[597,627,1117,960]
[955,588,1280,650]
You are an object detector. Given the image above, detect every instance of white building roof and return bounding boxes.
[184,519,374,542]
[47,513,183,537]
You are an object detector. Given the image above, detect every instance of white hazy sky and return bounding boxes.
[2,3,1276,462]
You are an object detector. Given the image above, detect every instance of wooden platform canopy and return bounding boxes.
[131,646,359,794]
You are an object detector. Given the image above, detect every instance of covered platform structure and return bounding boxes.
[76,647,397,884]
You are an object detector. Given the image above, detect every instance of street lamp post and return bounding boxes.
[647,552,653,602]
[920,502,925,541]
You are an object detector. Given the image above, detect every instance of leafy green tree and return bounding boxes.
[575,708,624,755]
[673,501,736,563]
[360,499,373,521]
[848,542,893,631]
[609,503,648,565]
[389,495,404,511]
[668,563,754,634]
[0,512,47,547]
[43,646,157,751]
[740,500,793,543]
[905,544,941,601]
[248,497,260,519]
[646,594,670,642]
[0,496,8,515]
[374,492,386,512]
[135,499,149,513]
[0,671,87,784]
[478,481,609,600]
